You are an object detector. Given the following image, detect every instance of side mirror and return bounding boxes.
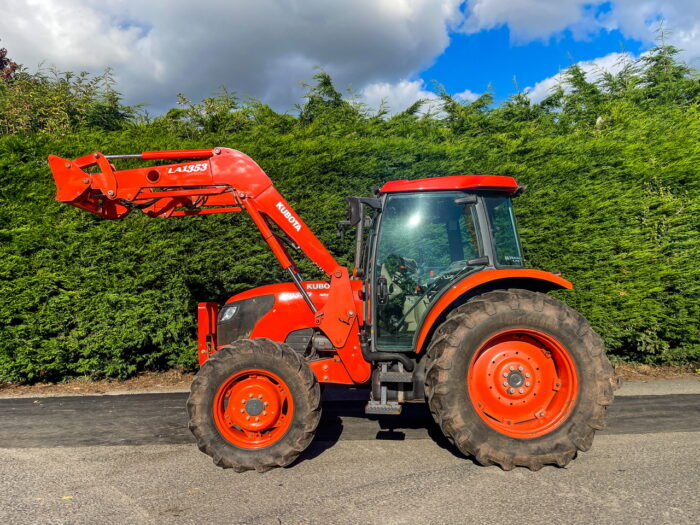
[346,197,362,227]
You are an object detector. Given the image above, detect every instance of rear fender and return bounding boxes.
[414,269,572,354]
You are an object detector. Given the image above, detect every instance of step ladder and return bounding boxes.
[365,363,413,415]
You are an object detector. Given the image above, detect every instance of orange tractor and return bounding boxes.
[49,147,617,472]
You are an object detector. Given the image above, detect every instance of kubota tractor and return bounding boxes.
[48,147,618,472]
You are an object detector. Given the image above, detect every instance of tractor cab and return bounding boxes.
[346,175,525,353]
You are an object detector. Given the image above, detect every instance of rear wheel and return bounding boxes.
[187,338,321,472]
[425,289,616,470]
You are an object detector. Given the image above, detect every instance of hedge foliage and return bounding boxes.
[0,45,698,382]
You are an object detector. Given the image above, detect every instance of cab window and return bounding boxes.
[374,192,482,350]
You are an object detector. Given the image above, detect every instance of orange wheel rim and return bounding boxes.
[213,369,294,449]
[467,329,579,439]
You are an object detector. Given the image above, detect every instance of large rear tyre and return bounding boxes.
[187,338,321,472]
[425,289,617,470]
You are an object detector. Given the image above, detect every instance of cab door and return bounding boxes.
[372,191,483,351]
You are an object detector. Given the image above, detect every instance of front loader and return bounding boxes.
[48,147,618,471]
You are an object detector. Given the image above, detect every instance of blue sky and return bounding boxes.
[1,1,698,113]
[421,26,647,103]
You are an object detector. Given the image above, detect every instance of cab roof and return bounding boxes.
[379,175,518,194]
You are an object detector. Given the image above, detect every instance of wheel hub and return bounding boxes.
[468,329,579,439]
[490,356,537,400]
[507,370,524,388]
[213,369,294,449]
[245,398,264,416]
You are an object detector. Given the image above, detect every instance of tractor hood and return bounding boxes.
[218,280,364,346]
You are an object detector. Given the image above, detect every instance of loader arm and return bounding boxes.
[48,147,360,352]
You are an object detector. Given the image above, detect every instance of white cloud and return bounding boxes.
[525,51,633,102]
[599,0,700,65]
[359,79,438,114]
[525,73,564,103]
[359,80,481,115]
[0,0,465,111]
[460,0,700,64]
[455,88,480,102]
[1,1,697,114]
[461,0,590,42]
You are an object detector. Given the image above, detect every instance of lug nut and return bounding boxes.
[525,373,530,378]
[255,417,260,422]
[246,416,250,421]
[508,387,515,394]
[503,373,508,378]
[240,408,245,413]
[249,393,253,398]
[509,366,515,371]
[258,394,263,399]
[518,365,523,371]
[518,388,524,394]
[262,411,267,416]
[525,382,531,387]
[241,399,245,404]
[503,381,508,386]
[264,402,269,407]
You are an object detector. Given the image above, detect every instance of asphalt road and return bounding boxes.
[0,385,698,524]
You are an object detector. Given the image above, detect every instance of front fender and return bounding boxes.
[413,269,572,353]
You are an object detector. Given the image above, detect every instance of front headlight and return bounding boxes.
[219,305,239,322]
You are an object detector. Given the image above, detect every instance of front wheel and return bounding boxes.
[187,339,321,472]
[425,289,617,470]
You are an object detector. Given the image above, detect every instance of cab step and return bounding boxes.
[379,371,413,383]
[365,401,402,415]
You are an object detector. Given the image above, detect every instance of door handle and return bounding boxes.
[377,275,389,305]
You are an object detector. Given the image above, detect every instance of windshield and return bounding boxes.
[374,191,483,350]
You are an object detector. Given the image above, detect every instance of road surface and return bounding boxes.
[0,383,698,524]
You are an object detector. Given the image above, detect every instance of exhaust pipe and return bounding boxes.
[359,330,414,371]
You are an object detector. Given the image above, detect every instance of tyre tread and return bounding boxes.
[187,339,321,472]
[425,288,615,470]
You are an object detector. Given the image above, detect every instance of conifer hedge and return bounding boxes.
[0,45,698,382]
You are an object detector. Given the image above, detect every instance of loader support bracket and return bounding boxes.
[198,302,219,365]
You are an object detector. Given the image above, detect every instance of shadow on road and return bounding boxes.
[292,399,470,466]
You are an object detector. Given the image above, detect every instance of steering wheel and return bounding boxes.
[394,260,468,331]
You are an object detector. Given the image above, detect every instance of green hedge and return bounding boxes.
[0,46,698,382]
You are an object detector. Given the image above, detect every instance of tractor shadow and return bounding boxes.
[291,385,471,467]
